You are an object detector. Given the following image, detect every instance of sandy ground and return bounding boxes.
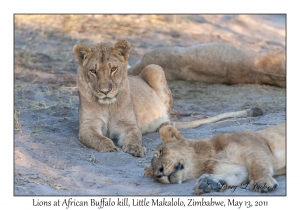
[14,14,286,196]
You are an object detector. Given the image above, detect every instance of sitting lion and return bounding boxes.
[73,40,262,157]
[144,124,285,194]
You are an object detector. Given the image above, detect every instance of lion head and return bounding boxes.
[144,125,196,184]
[73,40,131,104]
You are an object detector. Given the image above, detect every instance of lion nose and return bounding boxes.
[99,83,112,95]
[155,166,164,178]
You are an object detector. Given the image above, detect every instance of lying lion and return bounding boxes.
[128,42,286,87]
[73,40,262,157]
[144,124,285,194]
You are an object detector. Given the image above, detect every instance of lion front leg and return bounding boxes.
[246,157,278,193]
[79,122,120,153]
[119,128,146,157]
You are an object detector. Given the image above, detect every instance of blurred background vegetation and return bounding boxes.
[14,14,285,82]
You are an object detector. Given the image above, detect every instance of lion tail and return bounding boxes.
[171,107,263,130]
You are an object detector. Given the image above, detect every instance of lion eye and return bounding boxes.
[159,150,163,156]
[175,163,183,170]
[89,69,97,75]
[110,67,118,74]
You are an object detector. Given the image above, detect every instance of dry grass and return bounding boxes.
[14,14,208,48]
[14,14,191,34]
[87,152,99,165]
[30,118,45,135]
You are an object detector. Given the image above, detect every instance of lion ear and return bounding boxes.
[160,125,185,143]
[171,128,185,141]
[73,44,92,66]
[114,40,131,61]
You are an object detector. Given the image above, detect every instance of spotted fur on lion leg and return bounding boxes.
[194,174,227,195]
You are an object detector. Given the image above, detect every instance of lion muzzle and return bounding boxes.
[98,83,113,95]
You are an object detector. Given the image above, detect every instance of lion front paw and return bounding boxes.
[194,174,226,195]
[250,177,278,193]
[122,143,147,157]
[106,146,121,152]
[144,166,154,178]
[95,140,121,153]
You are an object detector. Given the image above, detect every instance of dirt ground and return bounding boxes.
[14,14,286,196]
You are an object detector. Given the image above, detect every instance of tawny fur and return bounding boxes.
[128,43,286,87]
[145,124,285,194]
[73,40,173,157]
[73,40,265,157]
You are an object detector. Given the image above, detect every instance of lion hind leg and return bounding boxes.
[139,64,173,113]
[254,49,286,88]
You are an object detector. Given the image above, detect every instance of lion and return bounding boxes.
[73,40,263,157]
[144,123,285,194]
[128,42,286,88]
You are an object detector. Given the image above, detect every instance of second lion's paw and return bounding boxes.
[194,174,227,195]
